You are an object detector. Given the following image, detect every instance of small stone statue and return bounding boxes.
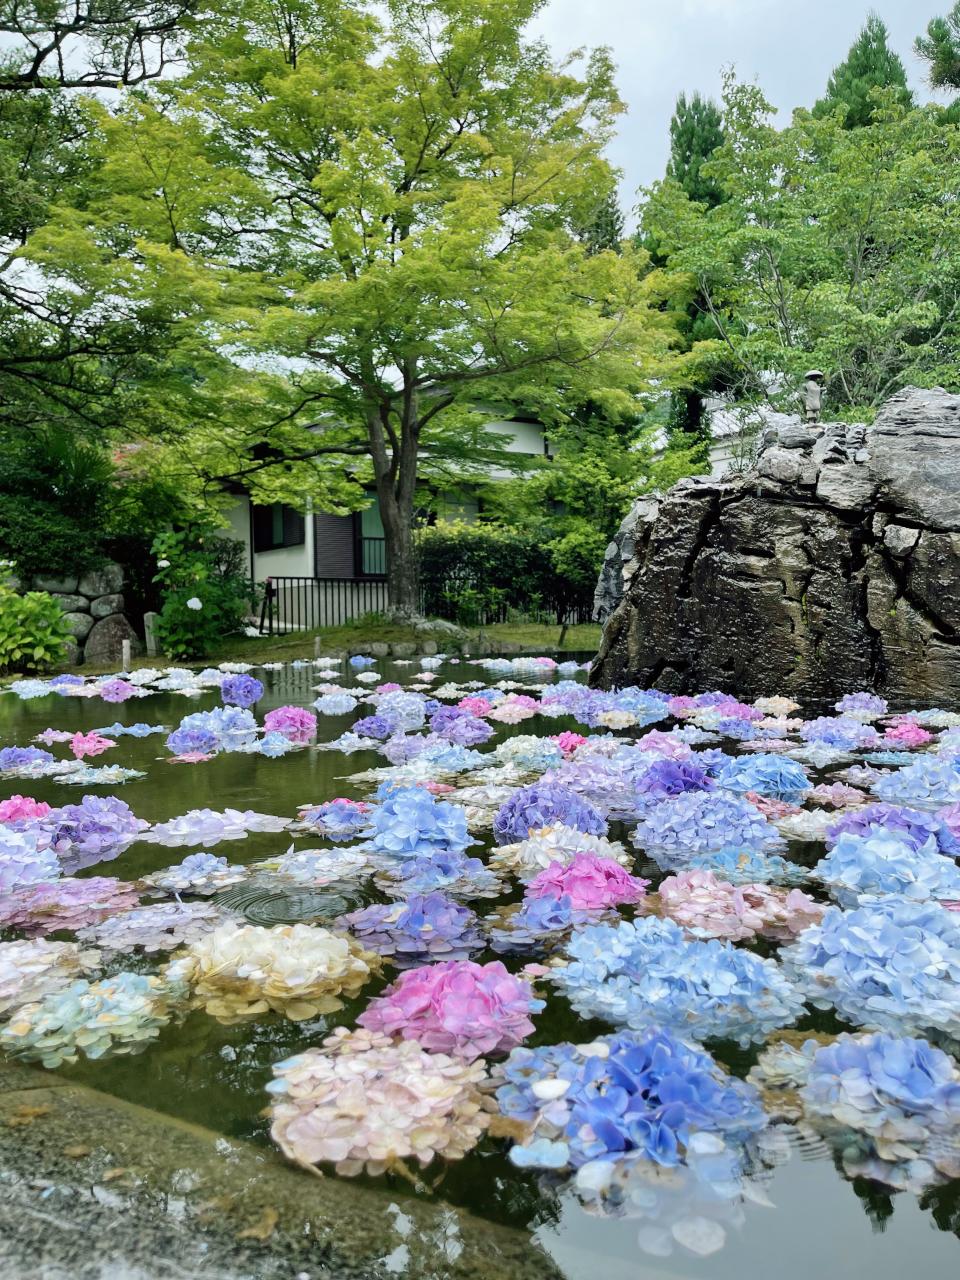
[802,369,824,426]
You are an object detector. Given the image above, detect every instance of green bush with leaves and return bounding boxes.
[151,529,259,660]
[0,582,70,673]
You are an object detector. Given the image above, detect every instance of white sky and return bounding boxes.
[531,0,952,214]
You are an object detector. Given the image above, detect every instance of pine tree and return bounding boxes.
[574,188,625,254]
[666,93,725,208]
[916,4,960,99]
[813,12,914,127]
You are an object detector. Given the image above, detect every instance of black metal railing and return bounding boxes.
[258,576,390,634]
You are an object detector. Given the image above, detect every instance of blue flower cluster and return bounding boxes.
[492,782,607,845]
[220,673,264,708]
[814,830,960,906]
[314,693,358,716]
[168,707,259,752]
[553,917,804,1046]
[375,850,502,900]
[365,785,472,857]
[46,794,145,871]
[827,803,960,856]
[714,754,811,803]
[496,1029,766,1171]
[0,746,54,771]
[352,715,395,740]
[873,757,960,807]
[632,792,778,856]
[835,692,888,715]
[374,690,426,731]
[428,706,494,747]
[299,799,369,841]
[651,846,809,885]
[634,759,714,802]
[166,724,219,756]
[338,891,482,964]
[800,717,880,750]
[781,899,960,1038]
[96,723,166,738]
[348,654,376,668]
[485,894,590,954]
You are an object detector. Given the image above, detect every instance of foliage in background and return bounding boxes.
[666,92,726,207]
[0,578,70,673]
[150,528,258,660]
[642,78,960,413]
[813,13,914,127]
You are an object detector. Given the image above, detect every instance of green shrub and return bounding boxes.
[151,528,259,660]
[0,581,70,673]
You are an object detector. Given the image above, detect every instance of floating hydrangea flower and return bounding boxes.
[800,717,881,750]
[77,899,228,953]
[69,731,115,760]
[352,714,395,740]
[0,746,54,772]
[484,895,593,954]
[0,972,173,1067]
[526,853,648,910]
[365,786,472,858]
[489,824,632,881]
[825,801,960,854]
[714,754,811,804]
[0,875,141,934]
[141,852,247,896]
[142,807,287,847]
[348,654,376,668]
[885,720,933,748]
[251,845,375,887]
[220,673,264,708]
[358,959,543,1060]
[296,798,370,842]
[657,846,809,886]
[495,1029,766,1173]
[835,692,888,717]
[0,939,101,1018]
[0,795,51,824]
[373,690,426,731]
[552,917,804,1046]
[0,831,59,893]
[814,830,960,906]
[7,679,53,700]
[314,692,358,716]
[808,781,866,808]
[99,679,138,703]
[44,794,148,868]
[873,757,960,808]
[374,850,502,900]
[338,893,483,966]
[657,870,823,942]
[267,1026,492,1176]
[634,758,714,804]
[492,782,607,846]
[632,792,778,857]
[781,899,960,1038]
[165,724,219,757]
[167,921,381,1023]
[491,735,564,771]
[552,731,587,755]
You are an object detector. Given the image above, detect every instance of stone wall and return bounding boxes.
[32,561,144,666]
[590,387,960,711]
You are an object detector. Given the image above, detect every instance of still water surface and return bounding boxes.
[2,657,959,1279]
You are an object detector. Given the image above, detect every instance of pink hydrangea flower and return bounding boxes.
[744,791,802,820]
[99,679,137,703]
[375,682,402,693]
[525,853,648,910]
[357,959,543,1060]
[457,697,492,717]
[635,730,692,760]
[667,696,699,718]
[263,705,318,744]
[70,732,116,760]
[0,795,52,823]
[658,870,823,943]
[884,721,933,748]
[808,782,867,808]
[552,732,587,756]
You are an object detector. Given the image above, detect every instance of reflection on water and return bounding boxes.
[2,656,960,1278]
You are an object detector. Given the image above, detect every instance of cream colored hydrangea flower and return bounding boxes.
[167,922,381,1024]
[489,823,632,881]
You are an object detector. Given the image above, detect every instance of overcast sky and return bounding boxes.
[531,0,951,214]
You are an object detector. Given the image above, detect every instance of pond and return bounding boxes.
[2,654,960,1280]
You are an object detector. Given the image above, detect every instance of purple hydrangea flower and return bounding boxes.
[220,673,264,708]
[0,747,54,771]
[166,725,219,757]
[353,715,395,740]
[493,782,607,845]
[338,892,483,965]
[827,802,960,856]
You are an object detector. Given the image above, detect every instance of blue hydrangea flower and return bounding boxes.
[495,1029,766,1170]
[835,692,888,715]
[220,673,264,708]
[338,891,482,964]
[493,782,607,845]
[314,693,358,716]
[632,792,778,855]
[352,715,395,740]
[348,654,376,668]
[714,754,811,804]
[375,850,502,900]
[553,917,804,1046]
[781,899,960,1038]
[873,757,960,807]
[298,798,369,841]
[0,747,54,771]
[96,723,166,738]
[827,803,960,856]
[651,845,810,886]
[374,690,426,731]
[814,830,960,906]
[365,785,472,857]
[635,759,714,802]
[800,717,881,750]
[166,724,220,756]
[485,894,591,954]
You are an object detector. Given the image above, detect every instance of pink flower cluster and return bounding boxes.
[884,720,933,748]
[99,679,137,703]
[457,697,492,717]
[0,795,51,823]
[525,853,648,911]
[635,730,692,760]
[375,682,402,693]
[658,869,824,943]
[358,959,543,1060]
[552,732,587,756]
[744,791,801,820]
[70,732,116,761]
[1,876,141,935]
[263,705,317,744]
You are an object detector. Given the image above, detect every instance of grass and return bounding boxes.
[3,619,602,682]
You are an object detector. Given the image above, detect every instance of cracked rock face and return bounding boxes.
[591,387,960,709]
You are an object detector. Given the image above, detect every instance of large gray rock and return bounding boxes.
[591,387,960,709]
[61,611,94,640]
[77,561,123,598]
[90,592,124,618]
[83,613,143,664]
[50,593,89,613]
[33,574,78,594]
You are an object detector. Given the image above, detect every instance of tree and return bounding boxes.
[813,12,914,127]
[57,0,684,615]
[666,92,725,208]
[573,187,625,254]
[642,75,960,413]
[916,3,960,121]
[0,1,198,91]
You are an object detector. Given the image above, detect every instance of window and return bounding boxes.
[252,502,305,552]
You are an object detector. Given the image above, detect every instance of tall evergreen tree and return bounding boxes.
[666,92,725,208]
[813,12,914,127]
[573,188,625,254]
[916,3,960,120]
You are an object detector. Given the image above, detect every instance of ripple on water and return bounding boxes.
[213,880,354,926]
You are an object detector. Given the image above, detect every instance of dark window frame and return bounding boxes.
[252,502,305,553]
